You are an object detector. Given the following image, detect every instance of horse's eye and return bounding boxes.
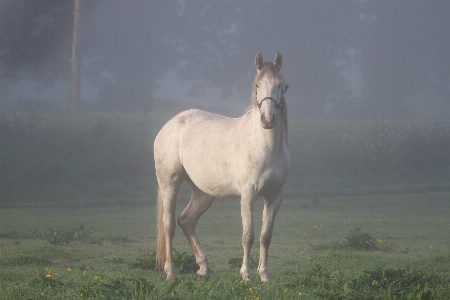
[255,84,259,88]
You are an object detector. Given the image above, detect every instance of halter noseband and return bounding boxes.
[256,84,289,111]
[257,97,283,110]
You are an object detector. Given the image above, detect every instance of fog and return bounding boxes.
[1,0,449,120]
[1,3,450,296]
[1,0,450,206]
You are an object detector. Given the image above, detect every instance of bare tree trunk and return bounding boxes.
[69,0,81,111]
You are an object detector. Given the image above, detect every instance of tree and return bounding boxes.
[0,0,73,81]
[69,0,81,111]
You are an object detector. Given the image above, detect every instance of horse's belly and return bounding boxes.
[179,115,241,197]
[186,166,240,198]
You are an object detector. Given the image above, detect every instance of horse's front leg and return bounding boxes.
[258,190,283,283]
[240,190,256,282]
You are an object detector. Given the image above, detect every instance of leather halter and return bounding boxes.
[256,84,289,111]
[257,96,284,110]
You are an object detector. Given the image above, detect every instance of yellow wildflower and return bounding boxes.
[45,268,52,278]
[66,267,72,272]
[83,270,87,276]
[93,276,101,281]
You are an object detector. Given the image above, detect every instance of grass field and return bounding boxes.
[1,193,450,299]
[1,110,450,298]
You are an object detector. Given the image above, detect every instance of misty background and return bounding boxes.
[1,3,450,298]
[1,0,449,120]
[1,0,450,207]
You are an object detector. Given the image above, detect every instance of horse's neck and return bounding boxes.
[249,108,286,152]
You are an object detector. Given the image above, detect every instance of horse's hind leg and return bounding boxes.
[158,182,182,280]
[156,159,184,280]
[177,180,215,279]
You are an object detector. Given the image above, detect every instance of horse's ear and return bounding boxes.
[255,52,264,71]
[274,52,282,70]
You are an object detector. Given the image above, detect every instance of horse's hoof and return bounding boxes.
[258,273,270,283]
[196,271,210,280]
[241,275,251,282]
[166,273,178,281]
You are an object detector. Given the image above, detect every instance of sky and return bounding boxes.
[1,0,449,120]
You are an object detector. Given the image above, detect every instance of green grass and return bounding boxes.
[1,194,450,299]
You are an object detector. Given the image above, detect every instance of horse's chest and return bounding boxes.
[256,167,284,195]
[240,146,289,196]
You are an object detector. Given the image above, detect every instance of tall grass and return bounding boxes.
[1,110,450,206]
[288,119,450,197]
[291,120,450,176]
[0,110,157,206]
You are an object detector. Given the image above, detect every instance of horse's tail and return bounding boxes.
[155,188,166,271]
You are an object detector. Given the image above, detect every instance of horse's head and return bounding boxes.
[254,52,288,129]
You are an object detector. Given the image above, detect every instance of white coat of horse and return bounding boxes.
[154,52,290,282]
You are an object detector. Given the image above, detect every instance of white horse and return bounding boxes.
[154,52,290,282]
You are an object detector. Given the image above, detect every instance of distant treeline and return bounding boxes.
[1,111,449,206]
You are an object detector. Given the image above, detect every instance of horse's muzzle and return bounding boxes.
[261,113,276,129]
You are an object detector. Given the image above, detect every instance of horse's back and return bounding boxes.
[155,109,236,146]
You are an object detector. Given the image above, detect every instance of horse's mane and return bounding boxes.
[245,62,289,145]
